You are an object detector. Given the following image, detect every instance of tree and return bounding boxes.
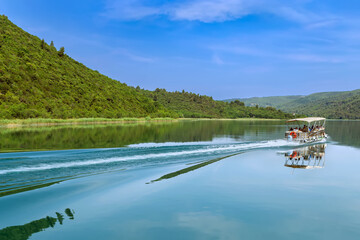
[50,41,56,51]
[231,100,245,107]
[58,47,65,57]
[41,39,45,49]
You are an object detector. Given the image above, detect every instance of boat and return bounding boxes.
[285,117,328,143]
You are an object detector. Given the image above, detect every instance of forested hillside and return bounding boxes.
[0,15,175,119]
[226,90,360,119]
[0,15,292,120]
[280,90,360,119]
[142,88,293,119]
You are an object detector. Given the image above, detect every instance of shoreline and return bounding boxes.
[0,117,288,128]
[0,117,356,128]
[0,118,177,128]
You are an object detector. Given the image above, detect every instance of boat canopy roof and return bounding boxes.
[286,117,326,123]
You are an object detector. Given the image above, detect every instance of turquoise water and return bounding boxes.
[0,120,359,239]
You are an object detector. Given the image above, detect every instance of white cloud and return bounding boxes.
[305,19,340,30]
[102,0,333,25]
[208,43,345,64]
[169,0,259,22]
[127,53,156,63]
[286,54,343,63]
[212,54,224,65]
[102,0,161,20]
[275,6,314,24]
[209,45,265,56]
[112,48,156,63]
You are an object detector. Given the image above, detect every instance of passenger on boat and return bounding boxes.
[303,125,309,132]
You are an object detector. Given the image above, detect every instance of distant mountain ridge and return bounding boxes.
[224,95,304,108]
[224,89,360,119]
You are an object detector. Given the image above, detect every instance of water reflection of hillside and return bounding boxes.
[148,153,240,184]
[0,120,284,152]
[0,208,75,240]
[1,120,358,152]
[284,144,326,169]
[326,120,360,148]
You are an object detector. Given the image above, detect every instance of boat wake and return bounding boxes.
[0,139,300,175]
[0,139,308,197]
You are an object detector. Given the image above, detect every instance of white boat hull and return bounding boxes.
[287,134,328,143]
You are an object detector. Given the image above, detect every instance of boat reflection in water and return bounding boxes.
[284,144,326,169]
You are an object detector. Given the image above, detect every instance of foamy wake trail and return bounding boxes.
[0,140,300,175]
[127,138,237,148]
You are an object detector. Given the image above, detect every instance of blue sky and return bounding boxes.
[1,0,359,99]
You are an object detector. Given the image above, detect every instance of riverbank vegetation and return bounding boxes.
[0,117,177,128]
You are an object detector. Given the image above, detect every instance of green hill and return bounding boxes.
[226,90,360,119]
[0,15,292,120]
[0,15,175,119]
[142,88,292,119]
[224,95,303,108]
[280,90,360,119]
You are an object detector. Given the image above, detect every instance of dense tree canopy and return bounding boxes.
[0,15,175,119]
[142,88,293,119]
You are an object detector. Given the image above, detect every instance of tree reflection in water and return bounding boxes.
[0,120,284,152]
[0,208,75,240]
[148,153,241,184]
[0,120,358,153]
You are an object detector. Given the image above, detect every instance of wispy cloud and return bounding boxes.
[208,42,346,64]
[305,19,340,30]
[169,0,260,23]
[212,54,224,65]
[209,45,265,56]
[275,6,315,24]
[102,0,161,20]
[112,48,156,63]
[285,54,343,63]
[102,0,336,26]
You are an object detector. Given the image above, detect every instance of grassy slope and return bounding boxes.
[0,15,175,119]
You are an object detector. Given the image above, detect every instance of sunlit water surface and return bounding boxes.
[0,120,359,240]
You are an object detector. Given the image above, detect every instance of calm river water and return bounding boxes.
[0,120,359,240]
